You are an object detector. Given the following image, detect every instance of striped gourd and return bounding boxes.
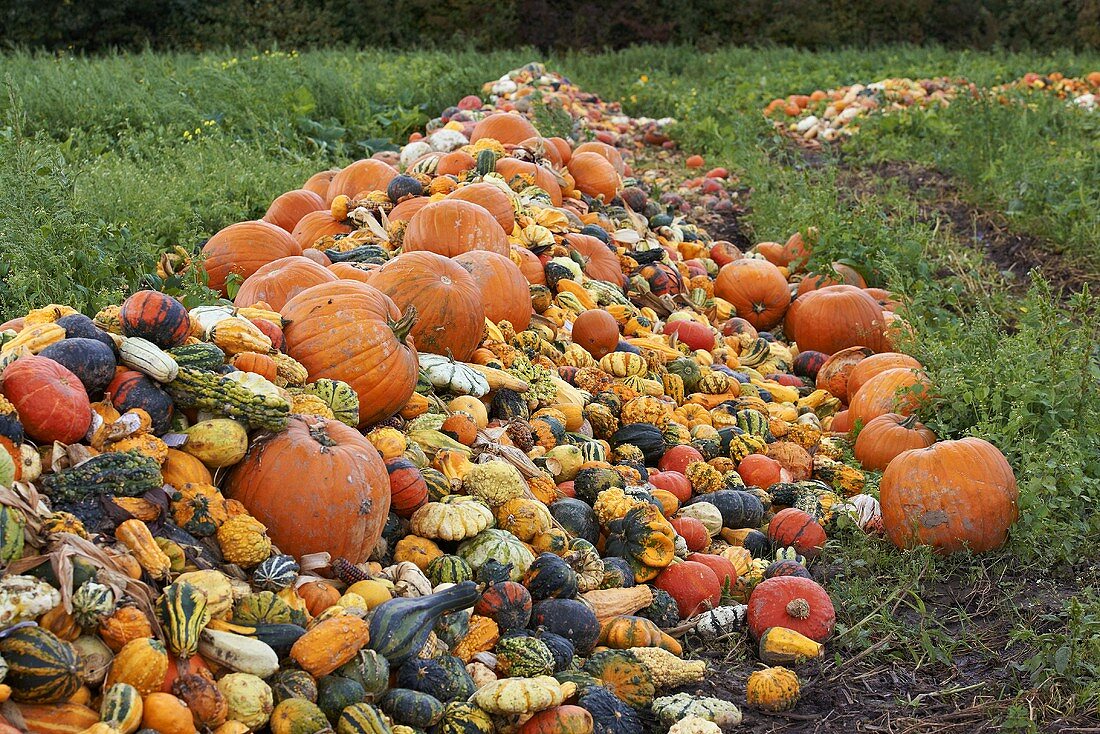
[0,626,81,703]
[156,580,211,658]
[734,409,772,440]
[119,337,179,382]
[0,505,26,564]
[336,702,393,734]
[100,682,144,734]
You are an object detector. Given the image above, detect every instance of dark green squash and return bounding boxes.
[522,553,579,601]
[610,423,666,465]
[41,450,162,503]
[317,674,367,723]
[107,371,174,434]
[666,357,702,393]
[434,609,470,649]
[387,175,424,203]
[493,636,555,678]
[472,580,531,630]
[549,498,599,544]
[534,630,575,673]
[580,685,643,734]
[421,467,452,502]
[426,555,473,586]
[555,669,599,691]
[599,557,635,589]
[571,467,625,505]
[734,528,772,558]
[271,668,319,704]
[249,623,307,658]
[367,581,478,666]
[335,649,389,700]
[530,598,601,655]
[56,313,116,352]
[489,388,529,422]
[637,588,680,628]
[394,658,448,696]
[39,338,117,397]
[434,655,476,701]
[167,342,227,370]
[381,688,444,729]
[690,436,721,461]
[687,490,764,529]
[324,245,393,264]
[0,626,81,703]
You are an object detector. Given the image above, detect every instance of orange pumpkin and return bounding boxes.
[233,256,337,311]
[229,352,279,382]
[796,262,866,296]
[848,367,930,427]
[853,413,936,471]
[568,152,621,202]
[520,136,563,168]
[547,137,572,165]
[369,251,485,362]
[326,158,398,202]
[1,356,91,444]
[714,258,791,331]
[846,352,923,399]
[327,262,378,284]
[446,183,516,235]
[454,251,531,331]
[298,580,342,616]
[782,230,812,271]
[573,141,626,175]
[880,438,1018,553]
[263,189,326,232]
[281,280,418,427]
[227,415,390,564]
[388,196,433,223]
[201,221,302,296]
[814,346,874,403]
[511,246,547,285]
[494,158,563,206]
[302,169,340,198]
[570,310,619,359]
[290,211,353,250]
[564,233,623,286]
[437,151,477,176]
[403,200,509,258]
[784,285,889,355]
[470,112,539,145]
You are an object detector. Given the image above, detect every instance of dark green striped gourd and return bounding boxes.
[734,409,773,440]
[425,555,473,586]
[368,582,479,667]
[0,626,81,703]
[381,689,444,729]
[421,468,451,502]
[156,580,210,658]
[271,669,319,704]
[336,702,392,734]
[336,649,390,700]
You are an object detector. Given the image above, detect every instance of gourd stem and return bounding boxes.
[900,414,919,430]
[785,597,811,619]
[307,420,337,448]
[389,306,419,343]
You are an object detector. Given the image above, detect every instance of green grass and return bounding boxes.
[3,43,1100,720]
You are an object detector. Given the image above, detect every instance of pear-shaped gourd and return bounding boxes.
[367,581,478,666]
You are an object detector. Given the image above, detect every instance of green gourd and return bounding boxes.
[367,581,478,666]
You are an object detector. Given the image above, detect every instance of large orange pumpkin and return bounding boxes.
[571,309,619,359]
[847,367,930,427]
[291,211,354,250]
[511,246,547,285]
[2,355,92,444]
[233,256,337,311]
[814,346,874,403]
[327,262,378,284]
[853,413,936,471]
[714,258,791,330]
[470,112,539,145]
[369,251,485,361]
[388,196,432,223]
[564,233,623,286]
[573,141,626,175]
[281,281,418,427]
[446,183,516,235]
[227,415,390,565]
[201,221,302,296]
[403,200,509,258]
[436,151,477,176]
[846,352,922,399]
[302,169,340,198]
[263,189,326,232]
[784,285,888,355]
[568,152,621,202]
[454,251,532,331]
[880,438,1018,553]
[326,158,398,202]
[547,137,572,166]
[494,159,563,206]
[795,262,866,296]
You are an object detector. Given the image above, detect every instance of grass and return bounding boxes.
[2,43,1099,724]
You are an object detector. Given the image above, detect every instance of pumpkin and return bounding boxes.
[0,626,81,703]
[471,113,538,145]
[747,576,835,642]
[519,705,594,734]
[784,285,888,354]
[670,517,709,552]
[564,233,623,286]
[714,259,790,331]
[446,183,516,234]
[233,256,337,311]
[106,371,173,434]
[853,413,936,471]
[737,454,782,488]
[386,458,428,517]
[105,638,169,696]
[282,280,418,427]
[879,438,1018,553]
[685,552,737,590]
[369,251,485,362]
[326,158,398,202]
[291,211,353,250]
[574,141,626,175]
[263,188,326,232]
[767,508,826,558]
[847,367,930,427]
[846,352,923,399]
[98,607,154,653]
[495,159,563,206]
[119,291,191,348]
[583,650,654,708]
[568,152,621,202]
[796,262,866,296]
[448,396,488,428]
[653,561,721,618]
[814,346,874,402]
[745,666,800,712]
[571,310,619,359]
[403,200,509,258]
[2,356,91,444]
[513,246,548,285]
[201,220,301,296]
[474,581,532,630]
[454,251,532,332]
[227,415,389,564]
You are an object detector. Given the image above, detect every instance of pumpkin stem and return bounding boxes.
[900,414,920,430]
[389,306,418,343]
[306,419,337,448]
[785,598,811,619]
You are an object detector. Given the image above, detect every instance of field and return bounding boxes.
[3,45,1100,730]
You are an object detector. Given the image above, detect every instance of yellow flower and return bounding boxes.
[639,75,649,84]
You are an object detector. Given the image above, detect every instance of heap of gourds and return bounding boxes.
[0,62,1021,734]
[765,70,1100,143]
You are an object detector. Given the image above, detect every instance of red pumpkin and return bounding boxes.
[249,318,286,352]
[784,285,889,355]
[446,183,516,235]
[880,438,1019,553]
[864,287,902,311]
[654,560,721,618]
[201,220,302,296]
[767,508,827,558]
[747,576,835,641]
[233,256,338,311]
[829,410,852,434]
[385,457,428,518]
[281,281,418,427]
[454,251,532,331]
[369,251,485,362]
[519,705,594,734]
[657,445,705,476]
[737,454,782,488]
[119,290,191,348]
[854,413,937,471]
[647,471,692,504]
[2,356,91,444]
[227,415,390,564]
[473,580,532,630]
[670,517,709,552]
[846,352,923,400]
[686,552,737,589]
[263,189,326,232]
[848,367,930,428]
[714,259,791,331]
[470,113,538,145]
[564,233,623,286]
[326,158,398,202]
[814,346,874,403]
[782,230,812,271]
[570,310,619,359]
[403,200,509,258]
[663,320,714,352]
[291,211,354,250]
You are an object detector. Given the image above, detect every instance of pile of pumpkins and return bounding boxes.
[0,63,1021,734]
[765,71,1100,142]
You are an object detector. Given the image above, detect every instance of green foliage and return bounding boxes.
[1011,591,1100,706]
